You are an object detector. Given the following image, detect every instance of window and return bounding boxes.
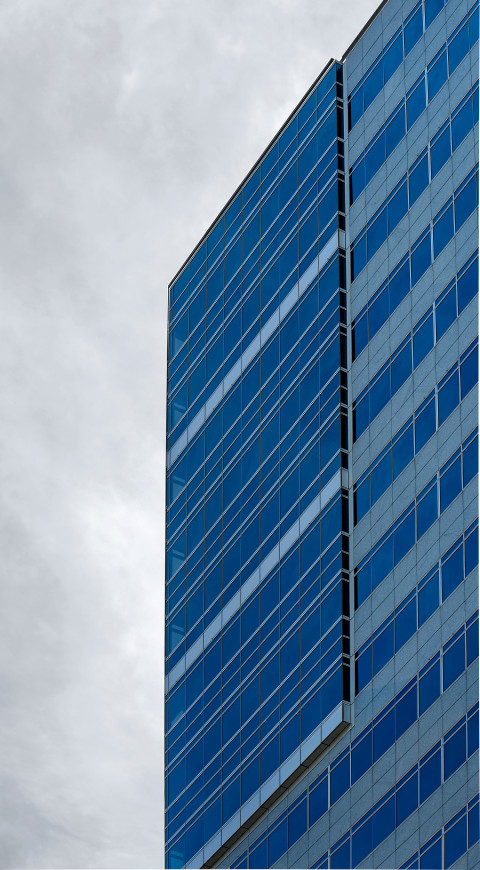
[409,152,429,204]
[433,202,454,257]
[427,49,447,101]
[430,125,451,178]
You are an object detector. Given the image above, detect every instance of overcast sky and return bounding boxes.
[0,1,379,867]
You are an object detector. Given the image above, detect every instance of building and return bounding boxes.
[165,0,479,865]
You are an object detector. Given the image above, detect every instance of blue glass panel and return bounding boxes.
[411,233,431,285]
[431,126,451,179]
[470,6,480,48]
[367,208,388,259]
[442,544,463,600]
[461,345,478,398]
[384,33,403,83]
[222,776,240,822]
[444,724,466,779]
[465,526,479,575]
[428,50,447,101]
[371,452,391,505]
[353,312,368,358]
[355,478,370,524]
[417,483,438,539]
[435,284,456,340]
[418,572,438,626]
[250,838,268,869]
[392,342,412,393]
[268,818,288,867]
[420,749,441,802]
[404,6,423,55]
[445,815,467,868]
[356,562,371,608]
[396,598,416,651]
[396,685,417,738]
[352,817,373,867]
[469,801,480,847]
[386,107,406,157]
[288,799,307,848]
[389,259,410,312]
[352,235,367,280]
[372,536,394,589]
[365,132,386,186]
[452,98,474,151]
[330,756,350,804]
[356,647,372,693]
[369,286,389,336]
[440,455,461,511]
[372,622,394,676]
[467,619,479,665]
[455,174,477,231]
[425,0,444,26]
[443,635,464,690]
[309,775,328,824]
[331,838,350,869]
[393,425,414,479]
[394,509,415,563]
[415,396,435,452]
[373,708,395,761]
[420,837,442,869]
[457,258,478,313]
[351,733,372,783]
[407,78,426,129]
[434,203,454,257]
[396,771,418,826]
[370,369,390,421]
[409,153,429,205]
[349,89,363,130]
[374,795,395,847]
[419,661,440,714]
[448,22,469,74]
[364,61,383,110]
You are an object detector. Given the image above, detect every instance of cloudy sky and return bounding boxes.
[0,1,379,867]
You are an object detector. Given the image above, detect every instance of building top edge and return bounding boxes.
[168,56,337,291]
[340,0,391,61]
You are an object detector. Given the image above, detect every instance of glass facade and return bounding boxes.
[165,0,478,866]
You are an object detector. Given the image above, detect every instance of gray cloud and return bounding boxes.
[0,1,379,866]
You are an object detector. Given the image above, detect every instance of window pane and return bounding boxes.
[369,286,389,336]
[409,153,429,205]
[352,817,373,867]
[442,544,463,600]
[386,107,406,157]
[351,160,365,203]
[417,484,437,539]
[388,181,408,233]
[396,685,417,737]
[370,369,390,421]
[364,61,383,110]
[371,452,392,505]
[463,436,478,486]
[365,133,386,185]
[455,175,477,230]
[288,799,307,848]
[407,78,426,129]
[372,536,394,589]
[419,572,439,625]
[395,598,416,651]
[374,795,395,847]
[419,661,440,713]
[444,724,466,779]
[443,635,464,690]
[445,816,467,868]
[452,99,473,151]
[384,33,403,83]
[309,776,328,824]
[351,733,373,783]
[352,235,367,280]
[373,708,395,761]
[411,233,431,285]
[330,756,350,805]
[425,0,444,27]
[420,749,441,802]
[428,50,448,101]
[448,23,469,74]
[413,314,434,367]
[421,838,442,869]
[394,509,415,563]
[457,258,478,313]
[438,372,459,425]
[404,7,423,55]
[435,285,456,340]
[372,622,394,675]
[389,260,410,311]
[415,396,436,452]
[440,456,462,511]
[268,819,288,866]
[396,772,418,826]
[460,345,478,398]
[431,126,451,178]
[349,89,364,129]
[433,204,454,258]
[367,208,388,260]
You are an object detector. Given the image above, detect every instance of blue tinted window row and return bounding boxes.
[351,81,478,270]
[166,564,348,764]
[347,0,452,130]
[166,657,349,867]
[350,6,479,203]
[166,377,347,666]
[401,795,480,870]
[355,520,478,692]
[228,617,479,870]
[353,247,478,440]
[169,64,339,315]
[355,428,478,608]
[167,238,345,474]
[166,496,348,738]
[351,144,478,279]
[167,280,346,537]
[354,338,478,524]
[352,189,478,360]
[168,168,345,448]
